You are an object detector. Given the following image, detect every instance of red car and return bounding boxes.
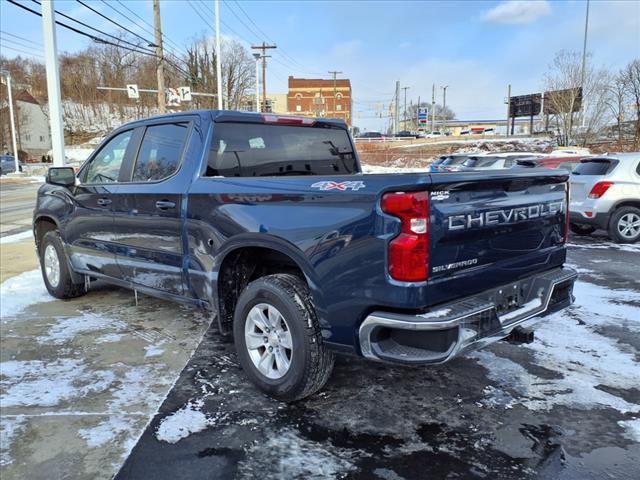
[533,156,586,172]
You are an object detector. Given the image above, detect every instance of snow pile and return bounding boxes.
[0,269,52,319]
[618,419,640,442]
[155,401,212,444]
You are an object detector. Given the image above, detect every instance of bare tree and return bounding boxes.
[607,72,628,149]
[543,50,611,146]
[620,59,640,149]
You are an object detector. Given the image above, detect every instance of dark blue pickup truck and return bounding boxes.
[34,110,577,401]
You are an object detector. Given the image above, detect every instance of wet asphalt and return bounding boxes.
[116,232,640,480]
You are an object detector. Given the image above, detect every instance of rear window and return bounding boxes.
[463,156,501,168]
[440,156,468,166]
[206,123,357,177]
[573,159,615,176]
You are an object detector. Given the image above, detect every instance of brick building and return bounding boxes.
[287,76,352,125]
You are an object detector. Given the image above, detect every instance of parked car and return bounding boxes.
[357,131,383,139]
[427,131,443,138]
[456,153,539,171]
[395,130,417,138]
[0,155,23,175]
[460,130,470,135]
[34,110,577,401]
[430,153,476,172]
[533,156,585,172]
[569,153,640,243]
[549,148,591,157]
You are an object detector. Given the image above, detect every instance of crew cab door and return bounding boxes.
[110,120,192,295]
[66,128,137,278]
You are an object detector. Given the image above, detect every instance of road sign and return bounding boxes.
[509,93,542,117]
[179,86,192,102]
[166,88,181,107]
[126,84,139,99]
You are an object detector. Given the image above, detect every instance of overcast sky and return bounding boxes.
[1,0,639,131]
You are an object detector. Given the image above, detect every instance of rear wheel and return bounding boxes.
[233,274,334,402]
[608,207,640,243]
[570,223,596,236]
[40,230,86,298]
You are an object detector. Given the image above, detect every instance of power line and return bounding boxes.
[75,0,157,47]
[30,0,156,54]
[1,44,44,58]
[7,0,193,79]
[107,0,190,59]
[1,35,43,52]
[0,30,43,47]
[187,0,215,33]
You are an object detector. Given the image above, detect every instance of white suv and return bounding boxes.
[569,153,640,243]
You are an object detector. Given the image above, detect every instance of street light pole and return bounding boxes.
[215,0,223,110]
[41,0,65,166]
[0,70,19,172]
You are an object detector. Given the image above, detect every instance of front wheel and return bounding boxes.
[608,207,640,243]
[39,230,86,299]
[233,274,334,402]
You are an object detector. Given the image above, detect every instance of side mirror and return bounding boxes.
[46,167,76,187]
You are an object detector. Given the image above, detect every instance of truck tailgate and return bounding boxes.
[427,170,569,305]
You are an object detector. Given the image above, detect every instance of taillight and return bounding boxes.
[588,181,614,199]
[564,182,570,243]
[381,191,429,282]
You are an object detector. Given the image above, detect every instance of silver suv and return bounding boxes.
[569,153,640,243]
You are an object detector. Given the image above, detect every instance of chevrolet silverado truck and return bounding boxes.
[34,110,577,401]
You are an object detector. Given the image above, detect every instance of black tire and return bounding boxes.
[570,223,596,236]
[608,207,640,244]
[39,230,86,299]
[233,274,334,402]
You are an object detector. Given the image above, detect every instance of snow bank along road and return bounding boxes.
[1,233,639,479]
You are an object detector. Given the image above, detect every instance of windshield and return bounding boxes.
[440,156,469,166]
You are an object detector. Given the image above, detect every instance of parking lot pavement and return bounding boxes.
[1,233,639,479]
[0,179,41,237]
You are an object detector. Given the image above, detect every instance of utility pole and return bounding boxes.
[215,0,223,110]
[416,95,420,130]
[401,86,410,131]
[506,84,511,137]
[153,0,165,114]
[431,83,436,132]
[253,53,260,112]
[41,0,65,166]
[328,70,342,119]
[251,42,277,112]
[0,71,19,172]
[579,0,590,128]
[394,81,400,135]
[441,85,449,133]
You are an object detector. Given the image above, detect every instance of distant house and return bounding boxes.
[1,84,52,161]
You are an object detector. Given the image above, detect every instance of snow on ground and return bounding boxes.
[0,229,34,244]
[618,418,640,442]
[0,269,53,319]
[78,417,137,448]
[474,279,640,413]
[155,401,212,444]
[0,416,26,466]
[65,147,94,164]
[361,164,424,174]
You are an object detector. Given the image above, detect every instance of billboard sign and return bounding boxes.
[543,87,582,115]
[509,93,542,117]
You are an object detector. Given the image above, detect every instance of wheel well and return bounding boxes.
[217,247,305,335]
[34,217,58,253]
[613,200,640,212]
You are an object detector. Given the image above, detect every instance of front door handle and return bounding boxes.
[97,198,112,206]
[155,200,176,210]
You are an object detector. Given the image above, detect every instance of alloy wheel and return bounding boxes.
[617,213,640,239]
[44,244,61,288]
[244,303,293,379]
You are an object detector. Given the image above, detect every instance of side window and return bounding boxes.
[84,130,133,184]
[636,161,640,176]
[132,123,189,182]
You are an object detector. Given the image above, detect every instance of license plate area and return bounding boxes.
[491,280,534,318]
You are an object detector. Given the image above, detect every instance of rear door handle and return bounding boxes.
[97,198,112,206]
[155,200,176,210]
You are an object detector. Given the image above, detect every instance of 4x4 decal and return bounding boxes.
[311,181,366,191]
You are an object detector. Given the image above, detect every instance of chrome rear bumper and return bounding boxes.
[359,267,577,364]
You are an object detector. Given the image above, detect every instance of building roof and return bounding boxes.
[288,76,351,89]
[0,85,41,105]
